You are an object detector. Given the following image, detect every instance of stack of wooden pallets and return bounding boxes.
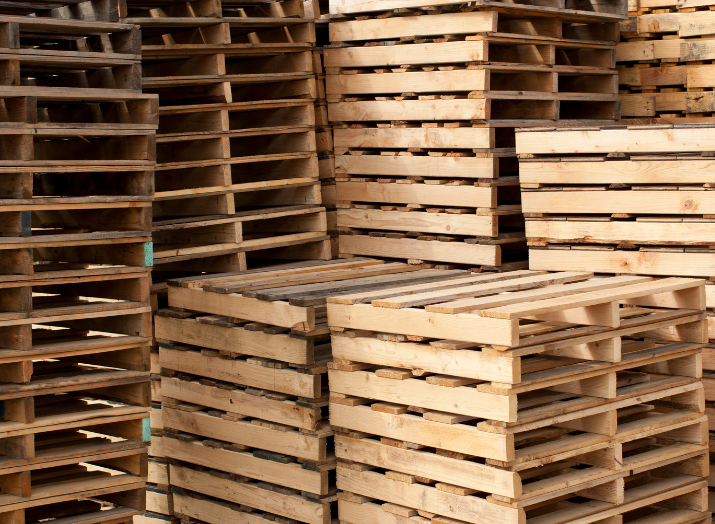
[123,0,331,276]
[153,258,431,524]
[0,0,155,522]
[326,270,710,524]
[515,123,715,514]
[326,0,624,267]
[617,0,715,122]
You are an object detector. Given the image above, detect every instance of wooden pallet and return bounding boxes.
[325,3,622,265]
[515,124,715,277]
[617,2,715,120]
[325,268,709,523]
[338,478,709,524]
[171,464,336,524]
[0,473,145,523]
[325,3,623,125]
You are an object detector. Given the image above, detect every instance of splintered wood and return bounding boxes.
[0,1,154,523]
[326,1,623,267]
[318,265,709,524]
[123,0,331,274]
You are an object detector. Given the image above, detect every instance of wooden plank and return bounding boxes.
[162,408,326,461]
[330,402,512,461]
[522,191,715,215]
[336,181,496,208]
[327,69,488,95]
[529,249,715,278]
[515,127,715,155]
[335,435,520,497]
[339,235,501,266]
[328,99,489,122]
[372,272,592,309]
[334,127,494,150]
[327,302,518,346]
[481,278,703,320]
[162,378,320,430]
[168,287,313,330]
[526,220,715,244]
[519,159,715,184]
[328,369,516,421]
[338,470,521,524]
[207,262,418,294]
[171,466,331,524]
[429,275,651,314]
[171,258,385,288]
[337,209,497,236]
[329,11,497,41]
[164,438,329,494]
[160,347,320,397]
[154,315,313,364]
[324,41,487,68]
[332,334,519,382]
[330,270,542,305]
[336,154,499,179]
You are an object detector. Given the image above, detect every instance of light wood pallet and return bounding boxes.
[513,124,715,278]
[325,269,708,523]
[617,1,715,120]
[333,124,525,266]
[154,259,416,523]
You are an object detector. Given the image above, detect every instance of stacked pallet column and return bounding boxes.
[617,0,715,122]
[325,0,623,268]
[325,270,711,524]
[123,0,331,276]
[515,124,715,513]
[0,1,156,523]
[153,259,410,524]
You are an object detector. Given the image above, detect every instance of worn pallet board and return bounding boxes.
[171,464,335,524]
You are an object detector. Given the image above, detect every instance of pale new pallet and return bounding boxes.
[325,270,709,523]
[514,124,715,278]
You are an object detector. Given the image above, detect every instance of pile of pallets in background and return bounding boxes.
[617,0,715,122]
[327,270,711,524]
[0,0,155,522]
[515,123,715,514]
[122,0,331,276]
[153,257,426,524]
[326,0,625,267]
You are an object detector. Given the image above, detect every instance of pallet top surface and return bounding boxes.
[166,259,705,347]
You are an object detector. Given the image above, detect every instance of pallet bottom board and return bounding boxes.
[529,248,715,277]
